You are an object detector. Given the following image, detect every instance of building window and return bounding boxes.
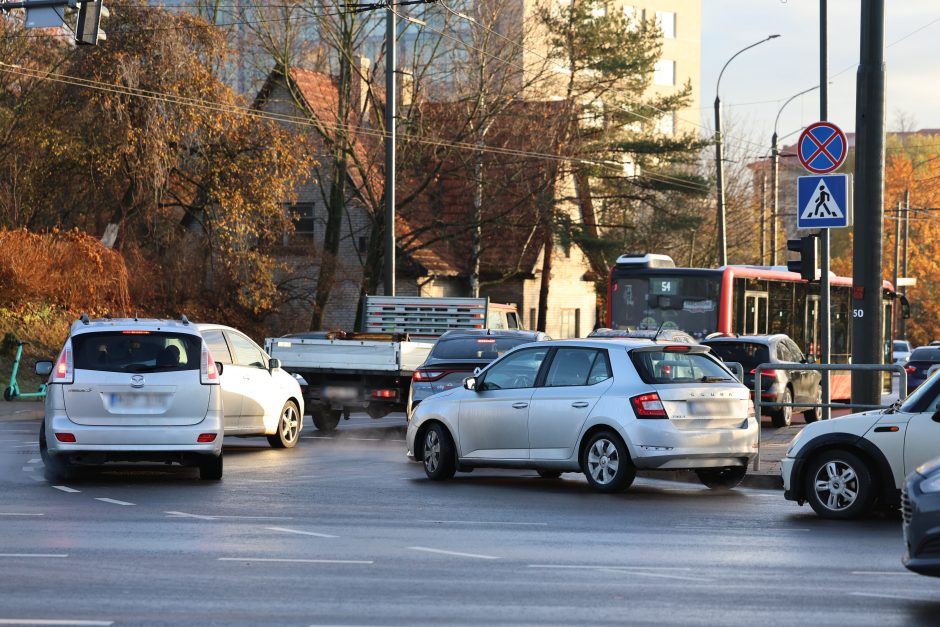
[656,112,676,136]
[591,3,607,18]
[654,60,676,86]
[529,308,537,331]
[358,236,368,253]
[287,203,315,241]
[560,308,581,339]
[623,5,643,25]
[656,11,676,39]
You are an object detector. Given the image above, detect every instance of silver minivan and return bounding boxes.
[38,316,224,481]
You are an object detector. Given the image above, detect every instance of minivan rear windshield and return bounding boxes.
[631,349,734,384]
[430,336,532,361]
[72,331,202,373]
[705,342,770,369]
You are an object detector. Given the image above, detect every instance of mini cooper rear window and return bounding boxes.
[72,331,202,373]
[630,350,734,384]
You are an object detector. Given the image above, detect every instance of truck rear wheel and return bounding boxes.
[312,409,341,433]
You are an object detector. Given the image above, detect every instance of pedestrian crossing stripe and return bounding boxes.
[800,178,844,220]
[796,174,852,229]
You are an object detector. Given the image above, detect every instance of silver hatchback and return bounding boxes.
[38,316,224,481]
[406,339,757,492]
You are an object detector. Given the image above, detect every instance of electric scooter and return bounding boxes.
[3,340,47,401]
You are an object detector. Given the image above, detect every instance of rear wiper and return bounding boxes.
[701,376,732,383]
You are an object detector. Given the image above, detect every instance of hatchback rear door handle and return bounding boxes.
[571,401,589,408]
[512,402,529,409]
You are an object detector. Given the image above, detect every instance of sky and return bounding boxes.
[698,1,940,160]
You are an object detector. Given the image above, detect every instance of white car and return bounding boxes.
[782,372,940,519]
[893,340,912,364]
[196,324,304,448]
[406,339,757,493]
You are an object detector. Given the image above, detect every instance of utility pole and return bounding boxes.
[383,4,396,296]
[713,99,727,266]
[819,0,832,420]
[760,172,767,265]
[900,187,910,339]
[851,0,887,406]
[893,201,901,339]
[770,134,779,266]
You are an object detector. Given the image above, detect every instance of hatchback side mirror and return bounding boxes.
[268,358,280,371]
[35,361,53,376]
[464,376,477,391]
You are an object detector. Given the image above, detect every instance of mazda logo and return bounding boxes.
[131,375,145,388]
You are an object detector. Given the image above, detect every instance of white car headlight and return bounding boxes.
[920,472,940,494]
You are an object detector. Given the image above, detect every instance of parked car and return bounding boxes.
[782,372,940,519]
[406,338,757,493]
[904,346,940,394]
[196,323,304,448]
[703,334,822,428]
[893,339,912,364]
[903,457,940,576]
[37,315,224,481]
[407,329,549,417]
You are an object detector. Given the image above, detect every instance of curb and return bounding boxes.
[637,469,783,490]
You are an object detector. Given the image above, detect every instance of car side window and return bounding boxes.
[785,339,804,362]
[544,348,610,387]
[479,347,549,390]
[776,342,793,363]
[227,332,266,369]
[202,330,233,365]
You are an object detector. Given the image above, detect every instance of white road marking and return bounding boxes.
[21,466,35,472]
[850,592,925,601]
[165,511,217,520]
[408,546,500,560]
[675,525,810,533]
[598,568,712,582]
[0,513,44,517]
[0,554,68,558]
[94,498,134,506]
[851,571,919,576]
[427,520,548,526]
[218,557,372,565]
[207,515,294,520]
[529,564,693,572]
[266,526,338,538]
[51,486,79,493]
[28,459,40,464]
[0,620,112,626]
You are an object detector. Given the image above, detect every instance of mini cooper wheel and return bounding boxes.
[696,465,747,490]
[422,423,456,481]
[268,401,301,448]
[581,431,635,493]
[804,449,875,519]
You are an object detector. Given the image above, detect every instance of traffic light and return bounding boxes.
[787,235,819,281]
[75,0,108,45]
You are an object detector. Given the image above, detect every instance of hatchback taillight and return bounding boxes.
[201,343,219,385]
[51,340,74,384]
[631,392,667,419]
[905,365,917,375]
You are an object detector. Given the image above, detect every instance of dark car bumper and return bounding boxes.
[902,475,940,577]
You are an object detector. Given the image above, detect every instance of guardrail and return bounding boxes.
[751,362,907,471]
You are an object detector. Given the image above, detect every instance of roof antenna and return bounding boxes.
[652,320,667,342]
[79,313,90,325]
[181,314,190,325]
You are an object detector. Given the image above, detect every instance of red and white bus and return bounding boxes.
[606,254,899,399]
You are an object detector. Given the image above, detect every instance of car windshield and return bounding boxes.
[909,347,940,362]
[430,336,532,361]
[894,341,910,351]
[72,331,202,373]
[704,342,770,370]
[630,349,734,384]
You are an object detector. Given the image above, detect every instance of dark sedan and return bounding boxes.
[406,329,549,417]
[903,457,940,577]
[905,347,940,394]
[703,334,821,428]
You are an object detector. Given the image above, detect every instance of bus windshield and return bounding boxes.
[610,274,721,340]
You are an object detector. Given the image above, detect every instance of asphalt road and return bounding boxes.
[1,412,938,626]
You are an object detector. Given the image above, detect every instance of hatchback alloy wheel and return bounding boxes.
[582,431,635,493]
[268,401,301,448]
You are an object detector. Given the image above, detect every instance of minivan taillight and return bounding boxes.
[51,340,74,384]
[631,392,667,419]
[201,344,219,385]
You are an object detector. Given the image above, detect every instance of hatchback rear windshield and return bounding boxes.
[72,331,202,373]
[894,340,910,351]
[910,347,940,362]
[631,349,734,384]
[704,342,770,369]
[430,336,533,361]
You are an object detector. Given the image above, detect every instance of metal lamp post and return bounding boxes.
[770,85,819,266]
[714,34,780,267]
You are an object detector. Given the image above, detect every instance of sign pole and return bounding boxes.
[820,0,832,420]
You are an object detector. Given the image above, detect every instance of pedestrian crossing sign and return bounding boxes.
[797,174,852,229]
